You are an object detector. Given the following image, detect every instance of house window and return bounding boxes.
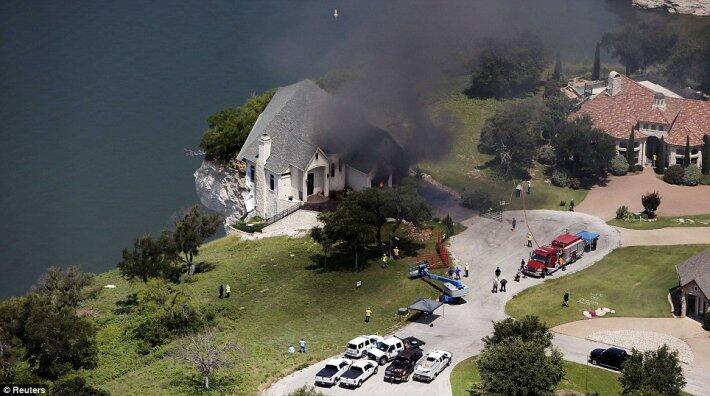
[330,163,335,177]
[634,142,640,149]
[338,159,342,172]
[249,165,255,181]
[691,149,699,155]
[676,149,684,156]
[619,141,627,149]
[316,152,319,160]
[269,174,275,190]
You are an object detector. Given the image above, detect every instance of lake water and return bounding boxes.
[0,0,636,298]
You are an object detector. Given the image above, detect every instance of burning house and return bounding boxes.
[236,79,405,219]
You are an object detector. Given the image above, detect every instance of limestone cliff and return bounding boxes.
[194,161,251,231]
[632,0,710,16]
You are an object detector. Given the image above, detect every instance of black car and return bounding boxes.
[589,347,629,370]
[384,347,423,382]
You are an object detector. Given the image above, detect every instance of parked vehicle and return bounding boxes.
[367,337,405,365]
[413,350,452,382]
[524,233,586,277]
[339,359,378,388]
[314,357,352,386]
[384,348,423,382]
[345,335,384,358]
[589,347,629,371]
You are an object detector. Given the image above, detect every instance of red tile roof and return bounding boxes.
[571,75,710,146]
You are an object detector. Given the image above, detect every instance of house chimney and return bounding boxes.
[607,71,621,96]
[258,133,271,162]
[653,92,666,110]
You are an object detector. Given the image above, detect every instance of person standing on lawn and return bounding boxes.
[515,183,522,197]
[527,179,532,194]
[365,307,372,322]
[299,339,307,353]
[392,246,400,260]
[381,253,389,269]
[224,284,231,298]
[563,292,570,307]
[219,284,224,299]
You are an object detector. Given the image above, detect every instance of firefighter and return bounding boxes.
[563,291,570,307]
[224,284,231,298]
[365,307,372,322]
[527,233,533,247]
[511,217,517,231]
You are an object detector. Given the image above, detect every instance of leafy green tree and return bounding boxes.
[477,338,564,396]
[601,17,677,75]
[317,201,377,270]
[703,135,709,175]
[468,33,549,98]
[387,181,432,237]
[483,315,553,348]
[683,136,691,167]
[627,130,637,169]
[20,294,98,378]
[51,376,109,396]
[118,235,180,283]
[168,205,220,266]
[310,226,334,269]
[31,266,93,309]
[0,299,22,383]
[641,191,661,219]
[442,214,455,238]
[620,346,685,395]
[461,189,494,212]
[349,188,393,248]
[541,94,576,141]
[479,98,543,175]
[592,42,601,80]
[552,52,562,80]
[552,116,616,180]
[199,90,275,162]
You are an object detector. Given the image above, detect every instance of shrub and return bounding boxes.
[701,174,710,185]
[616,205,629,219]
[461,189,494,212]
[641,191,662,219]
[559,200,566,207]
[536,145,556,165]
[551,169,569,187]
[233,217,266,233]
[682,165,701,186]
[568,178,581,190]
[610,155,629,176]
[663,165,685,185]
[51,376,109,396]
[633,164,644,172]
[620,346,685,395]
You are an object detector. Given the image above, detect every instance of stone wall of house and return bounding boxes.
[194,161,251,232]
[632,0,710,16]
[680,280,709,318]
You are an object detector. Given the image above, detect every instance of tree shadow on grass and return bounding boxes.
[114,292,138,315]
[168,371,240,395]
[194,261,216,274]
[306,247,382,273]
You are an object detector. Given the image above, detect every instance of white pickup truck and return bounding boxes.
[413,350,452,382]
[367,337,405,365]
[345,335,384,358]
[314,357,352,386]
[338,360,378,388]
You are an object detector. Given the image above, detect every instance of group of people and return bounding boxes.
[288,338,308,354]
[381,246,401,268]
[491,266,508,293]
[515,180,533,197]
[218,284,231,298]
[447,263,469,280]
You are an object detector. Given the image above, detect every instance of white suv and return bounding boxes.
[345,335,384,358]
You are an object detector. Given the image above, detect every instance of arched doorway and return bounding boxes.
[646,136,660,166]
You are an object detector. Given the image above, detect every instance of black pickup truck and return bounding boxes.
[384,347,423,382]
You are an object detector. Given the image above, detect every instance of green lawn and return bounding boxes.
[418,85,587,210]
[506,245,710,328]
[608,214,710,230]
[450,356,622,396]
[71,224,448,395]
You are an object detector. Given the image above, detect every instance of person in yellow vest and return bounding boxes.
[527,233,533,247]
[224,284,231,298]
[558,256,565,268]
[365,308,372,323]
[653,153,657,167]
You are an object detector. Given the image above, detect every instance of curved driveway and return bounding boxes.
[265,210,621,396]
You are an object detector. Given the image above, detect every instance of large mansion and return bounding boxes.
[572,71,708,169]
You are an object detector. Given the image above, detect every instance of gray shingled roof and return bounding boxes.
[236,79,402,175]
[676,249,710,294]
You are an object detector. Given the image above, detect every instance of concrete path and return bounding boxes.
[577,167,710,221]
[553,317,710,395]
[265,210,621,396]
[617,226,710,246]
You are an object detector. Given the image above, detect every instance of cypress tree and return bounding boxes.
[702,134,709,175]
[683,136,691,167]
[657,136,666,174]
[592,42,601,81]
[553,52,562,81]
[626,129,636,170]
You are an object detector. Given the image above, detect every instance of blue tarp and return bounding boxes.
[576,230,600,243]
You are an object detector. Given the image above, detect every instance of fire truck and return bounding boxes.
[524,233,587,277]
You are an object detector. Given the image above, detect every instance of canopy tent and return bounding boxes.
[408,298,443,314]
[576,231,600,243]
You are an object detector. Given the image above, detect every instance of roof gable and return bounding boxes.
[676,249,710,294]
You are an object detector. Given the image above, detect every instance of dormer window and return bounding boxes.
[316,153,319,160]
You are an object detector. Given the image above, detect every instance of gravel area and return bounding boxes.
[588,330,694,363]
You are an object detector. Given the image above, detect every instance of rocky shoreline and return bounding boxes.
[632,0,710,16]
[193,161,250,232]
